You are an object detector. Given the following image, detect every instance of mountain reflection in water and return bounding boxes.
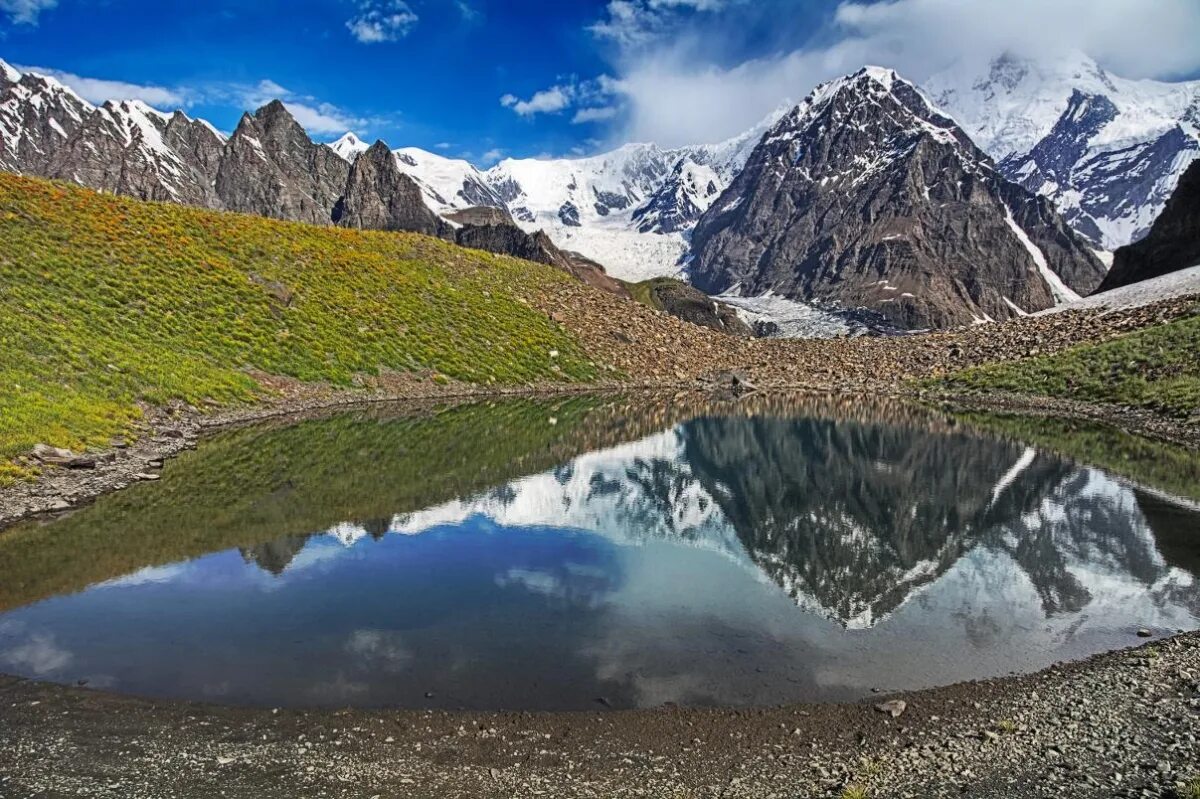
[0,398,1196,710]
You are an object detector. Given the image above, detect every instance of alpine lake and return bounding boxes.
[1,393,1197,711]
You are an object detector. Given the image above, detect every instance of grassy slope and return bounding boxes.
[0,174,599,473]
[936,307,1200,418]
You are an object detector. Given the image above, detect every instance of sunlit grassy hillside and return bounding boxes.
[0,174,599,472]
[936,306,1200,419]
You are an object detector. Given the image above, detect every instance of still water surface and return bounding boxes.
[0,397,1196,709]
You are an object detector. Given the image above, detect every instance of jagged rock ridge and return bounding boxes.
[0,64,632,302]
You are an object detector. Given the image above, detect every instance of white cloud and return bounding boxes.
[501,85,573,116]
[283,101,361,134]
[572,106,620,124]
[0,0,56,26]
[591,0,1200,148]
[345,629,411,673]
[589,0,742,48]
[481,148,504,163]
[15,65,188,108]
[1,631,72,674]
[455,0,481,23]
[347,0,419,44]
[500,75,621,119]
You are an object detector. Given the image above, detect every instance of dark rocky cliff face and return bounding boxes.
[333,141,452,238]
[1098,158,1200,292]
[689,68,1106,330]
[45,101,223,207]
[216,101,350,225]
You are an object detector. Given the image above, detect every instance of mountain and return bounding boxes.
[688,67,1106,330]
[333,140,451,237]
[216,100,351,225]
[482,111,783,282]
[0,63,633,300]
[1098,157,1200,292]
[376,412,1197,630]
[926,52,1200,249]
[1,59,93,174]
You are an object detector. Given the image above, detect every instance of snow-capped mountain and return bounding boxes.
[1,58,92,173]
[926,52,1200,249]
[329,131,368,161]
[5,51,1197,326]
[0,60,227,207]
[481,110,783,281]
[688,67,1105,330]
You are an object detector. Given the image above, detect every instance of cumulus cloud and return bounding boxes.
[346,0,419,44]
[590,0,742,48]
[345,629,412,673]
[501,85,573,116]
[1,631,72,674]
[589,0,1200,148]
[0,0,56,26]
[500,75,621,120]
[13,64,188,108]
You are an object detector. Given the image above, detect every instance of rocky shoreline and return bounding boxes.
[0,632,1196,798]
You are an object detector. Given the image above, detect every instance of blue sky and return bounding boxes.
[2,0,1199,162]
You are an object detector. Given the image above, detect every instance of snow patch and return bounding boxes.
[1038,264,1200,316]
[1003,205,1081,303]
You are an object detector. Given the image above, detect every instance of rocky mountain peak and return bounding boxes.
[333,138,451,238]
[216,99,350,225]
[0,58,20,87]
[254,99,293,124]
[926,52,1200,248]
[689,65,1104,330]
[330,132,368,162]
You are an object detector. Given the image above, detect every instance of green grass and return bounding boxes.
[0,396,617,611]
[621,277,679,312]
[934,307,1200,418]
[0,174,599,471]
[1177,778,1200,799]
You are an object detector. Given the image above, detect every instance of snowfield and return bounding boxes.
[1037,264,1200,316]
